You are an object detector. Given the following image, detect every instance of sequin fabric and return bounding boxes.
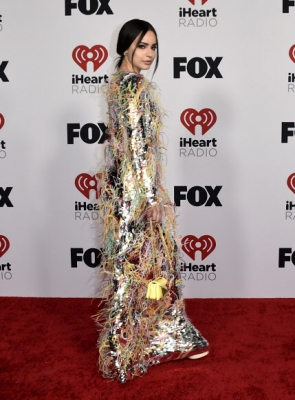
[94,72,208,383]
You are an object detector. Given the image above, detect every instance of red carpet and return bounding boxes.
[0,298,294,400]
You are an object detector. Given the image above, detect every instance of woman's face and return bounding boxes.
[124,30,157,73]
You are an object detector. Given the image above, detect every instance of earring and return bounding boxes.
[124,51,128,56]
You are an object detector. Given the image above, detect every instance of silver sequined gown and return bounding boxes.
[96,71,208,383]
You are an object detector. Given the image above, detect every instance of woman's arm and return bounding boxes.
[115,73,162,222]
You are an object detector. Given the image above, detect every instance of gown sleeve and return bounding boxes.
[115,73,159,210]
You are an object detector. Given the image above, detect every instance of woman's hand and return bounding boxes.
[146,203,162,224]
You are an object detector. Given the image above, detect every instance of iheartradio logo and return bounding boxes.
[189,0,208,5]
[287,173,295,194]
[0,235,10,257]
[0,113,5,129]
[72,45,108,72]
[181,235,216,260]
[75,173,101,199]
[180,108,217,135]
[289,45,295,63]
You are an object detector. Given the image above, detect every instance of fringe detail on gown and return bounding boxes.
[93,72,208,383]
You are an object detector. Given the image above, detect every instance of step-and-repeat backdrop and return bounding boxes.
[1,0,295,298]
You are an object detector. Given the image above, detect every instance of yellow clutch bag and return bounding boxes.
[146,277,168,300]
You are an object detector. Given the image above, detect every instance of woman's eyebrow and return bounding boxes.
[139,41,157,46]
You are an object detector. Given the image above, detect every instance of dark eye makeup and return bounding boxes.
[137,43,157,50]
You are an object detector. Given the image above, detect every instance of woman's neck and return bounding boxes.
[119,59,141,74]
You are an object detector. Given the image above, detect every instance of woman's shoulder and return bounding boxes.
[105,72,159,106]
[110,71,149,88]
[105,72,151,102]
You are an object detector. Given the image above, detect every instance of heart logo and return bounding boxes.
[180,108,217,135]
[0,113,5,129]
[188,0,208,5]
[0,235,10,258]
[289,45,295,64]
[75,173,101,199]
[72,45,108,72]
[181,235,216,261]
[287,173,295,194]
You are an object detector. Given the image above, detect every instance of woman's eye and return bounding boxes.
[152,46,157,51]
[138,45,146,49]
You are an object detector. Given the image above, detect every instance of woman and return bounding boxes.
[95,19,209,383]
